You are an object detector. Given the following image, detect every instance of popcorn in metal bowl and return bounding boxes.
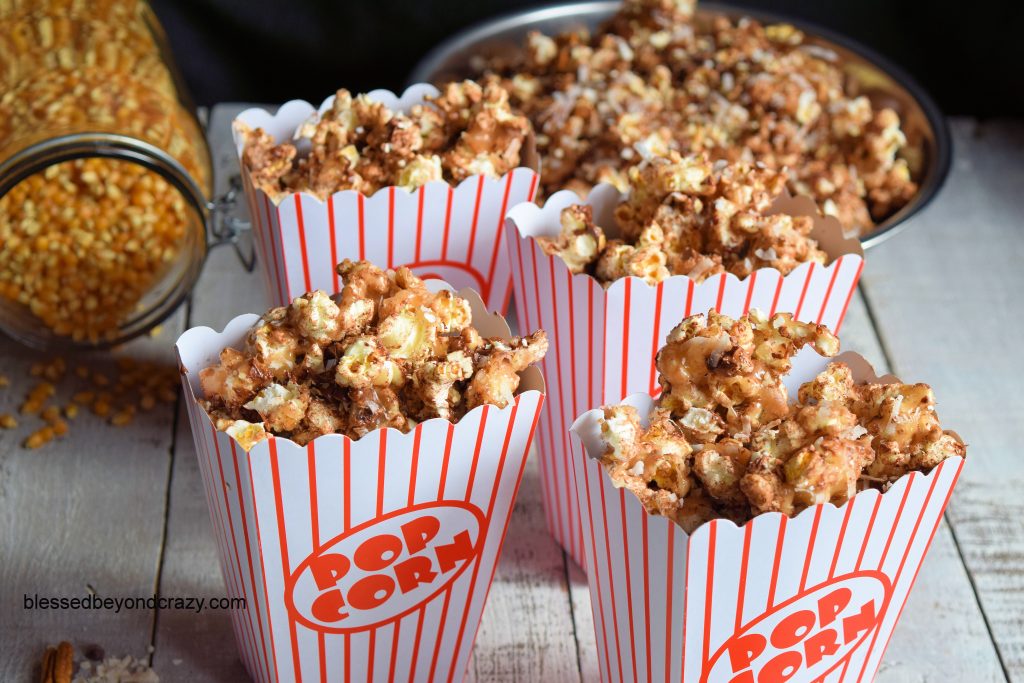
[593,309,965,530]
[237,78,532,201]
[535,152,829,283]
[463,0,925,237]
[198,260,548,447]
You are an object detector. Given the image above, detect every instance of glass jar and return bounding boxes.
[0,0,244,350]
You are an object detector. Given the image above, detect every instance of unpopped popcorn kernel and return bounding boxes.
[25,426,55,449]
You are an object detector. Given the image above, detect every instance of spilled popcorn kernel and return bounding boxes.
[0,414,17,429]
[50,419,69,437]
[9,352,183,449]
[24,426,56,449]
[72,391,95,405]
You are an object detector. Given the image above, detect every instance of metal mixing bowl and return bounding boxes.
[409,1,951,248]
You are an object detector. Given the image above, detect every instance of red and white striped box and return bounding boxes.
[568,350,965,683]
[175,286,545,683]
[232,84,540,314]
[505,185,865,568]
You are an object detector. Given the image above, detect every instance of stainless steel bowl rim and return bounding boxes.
[409,0,951,249]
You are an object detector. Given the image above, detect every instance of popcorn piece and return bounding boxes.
[743,434,874,516]
[223,420,269,452]
[244,382,309,433]
[656,309,838,436]
[412,351,474,421]
[289,291,344,345]
[465,331,549,410]
[536,205,607,274]
[597,405,702,531]
[200,261,547,445]
[435,80,532,183]
[741,394,874,515]
[199,348,260,409]
[335,337,401,389]
[240,78,532,201]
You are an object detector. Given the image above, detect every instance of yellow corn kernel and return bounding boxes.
[24,426,55,449]
[110,410,134,426]
[72,390,95,404]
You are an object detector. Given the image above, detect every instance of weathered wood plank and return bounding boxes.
[470,456,581,683]
[858,118,1024,680]
[840,291,1006,682]
[151,103,269,680]
[148,380,252,682]
[0,314,184,679]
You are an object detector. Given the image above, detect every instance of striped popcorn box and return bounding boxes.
[232,84,539,314]
[568,350,965,683]
[175,286,545,683]
[505,185,865,568]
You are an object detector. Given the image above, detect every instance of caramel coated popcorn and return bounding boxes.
[199,260,547,447]
[482,0,918,235]
[239,79,532,201]
[537,153,828,284]
[594,310,964,530]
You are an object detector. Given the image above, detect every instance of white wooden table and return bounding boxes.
[0,107,1021,682]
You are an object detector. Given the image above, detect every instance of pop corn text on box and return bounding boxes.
[176,285,545,682]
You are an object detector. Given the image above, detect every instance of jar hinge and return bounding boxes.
[207,174,256,271]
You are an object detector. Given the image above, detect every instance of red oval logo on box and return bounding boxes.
[702,571,892,683]
[286,500,485,633]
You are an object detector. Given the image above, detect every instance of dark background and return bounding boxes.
[150,0,1024,116]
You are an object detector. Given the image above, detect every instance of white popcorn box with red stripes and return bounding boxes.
[568,350,965,683]
[175,285,545,683]
[232,84,539,314]
[505,184,865,568]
